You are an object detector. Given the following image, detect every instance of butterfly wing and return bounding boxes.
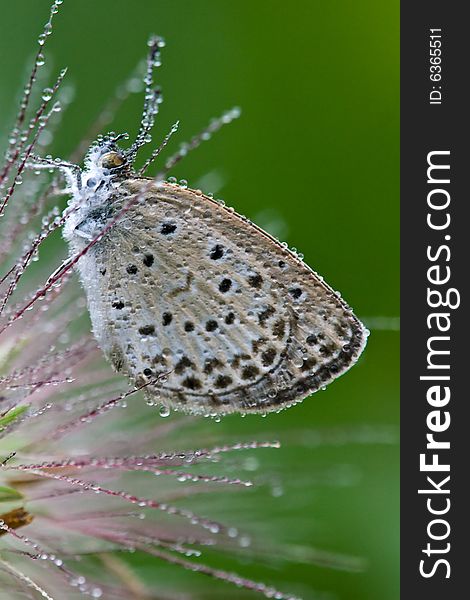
[79,180,367,415]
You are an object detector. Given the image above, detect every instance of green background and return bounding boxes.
[0,1,399,599]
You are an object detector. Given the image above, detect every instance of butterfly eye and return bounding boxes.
[100,151,125,169]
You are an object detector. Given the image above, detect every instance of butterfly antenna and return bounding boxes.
[27,154,82,190]
[156,107,241,180]
[138,120,179,176]
[127,36,165,162]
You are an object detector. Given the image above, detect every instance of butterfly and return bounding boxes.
[55,36,367,416]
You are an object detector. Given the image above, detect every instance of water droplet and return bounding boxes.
[159,405,170,418]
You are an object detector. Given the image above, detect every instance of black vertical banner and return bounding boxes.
[401,3,467,599]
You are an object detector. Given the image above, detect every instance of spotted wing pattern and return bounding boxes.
[76,180,367,415]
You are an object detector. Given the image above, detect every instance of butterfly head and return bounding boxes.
[99,149,126,170]
[84,133,134,179]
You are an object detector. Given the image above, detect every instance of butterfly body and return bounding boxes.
[64,161,367,415]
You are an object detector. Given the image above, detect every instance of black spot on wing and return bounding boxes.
[219,278,232,293]
[261,347,276,367]
[272,319,286,338]
[252,338,267,354]
[205,320,218,332]
[175,356,196,375]
[143,253,154,267]
[301,357,317,372]
[259,306,275,325]
[161,223,177,235]
[210,244,224,260]
[153,354,168,366]
[289,287,302,299]
[182,376,202,390]
[139,325,155,336]
[231,354,251,369]
[248,274,263,289]
[241,365,260,380]
[214,375,233,388]
[203,358,222,374]
[162,312,172,326]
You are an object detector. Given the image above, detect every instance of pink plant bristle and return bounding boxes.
[0,202,86,324]
[0,339,94,420]
[45,518,302,600]
[0,184,60,261]
[0,68,67,217]
[0,71,63,197]
[135,542,302,600]
[13,468,232,536]
[1,530,107,600]
[10,456,253,487]
[2,338,94,387]
[50,380,152,439]
[0,2,60,187]
[45,517,222,554]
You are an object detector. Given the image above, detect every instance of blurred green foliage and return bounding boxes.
[0,1,398,599]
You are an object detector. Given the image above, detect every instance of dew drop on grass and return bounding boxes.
[159,405,170,418]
